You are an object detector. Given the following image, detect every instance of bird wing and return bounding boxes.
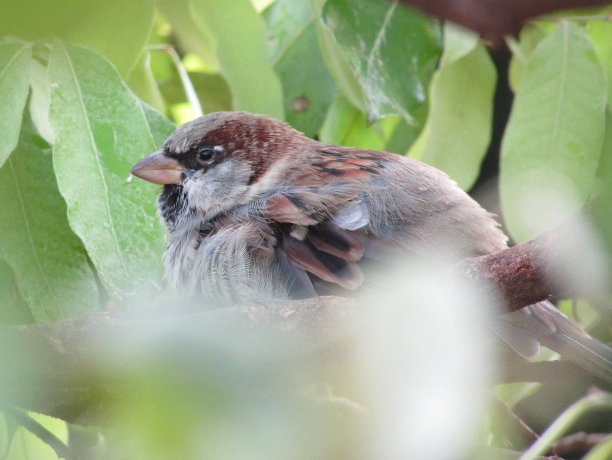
[252,146,507,295]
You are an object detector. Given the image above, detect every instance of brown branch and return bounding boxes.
[400,0,612,41]
[553,432,612,457]
[456,212,605,311]
[0,298,357,424]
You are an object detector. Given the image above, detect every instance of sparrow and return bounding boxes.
[131,111,612,382]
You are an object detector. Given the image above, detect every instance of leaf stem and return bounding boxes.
[1,405,78,460]
[149,44,203,118]
[519,390,612,460]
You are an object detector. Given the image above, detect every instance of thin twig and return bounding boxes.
[149,44,203,118]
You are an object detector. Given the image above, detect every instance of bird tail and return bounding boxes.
[499,300,612,383]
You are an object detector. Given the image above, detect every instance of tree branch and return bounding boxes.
[400,0,612,41]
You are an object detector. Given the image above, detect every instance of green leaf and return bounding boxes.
[189,0,284,119]
[320,94,398,150]
[309,0,365,112]
[158,0,219,70]
[127,50,166,113]
[140,101,176,147]
[0,0,154,77]
[587,21,612,112]
[48,41,166,306]
[160,71,232,115]
[594,111,612,253]
[0,260,33,325]
[322,0,442,124]
[584,435,612,460]
[3,412,67,460]
[417,25,496,191]
[29,56,55,145]
[0,41,31,168]
[264,0,337,137]
[440,22,478,63]
[507,24,547,92]
[0,114,98,322]
[500,22,607,242]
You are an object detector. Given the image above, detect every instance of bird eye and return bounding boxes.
[197,146,216,164]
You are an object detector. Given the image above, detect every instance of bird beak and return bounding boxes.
[130,150,184,185]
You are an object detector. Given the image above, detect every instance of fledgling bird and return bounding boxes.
[131,111,612,381]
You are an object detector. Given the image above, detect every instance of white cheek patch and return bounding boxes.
[183,159,251,217]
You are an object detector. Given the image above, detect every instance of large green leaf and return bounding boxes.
[0,0,154,77]
[587,21,612,112]
[140,101,176,147]
[0,41,31,168]
[310,0,365,112]
[416,24,496,191]
[0,260,33,325]
[48,41,166,306]
[500,22,606,242]
[322,0,442,124]
[189,0,284,119]
[507,24,547,92]
[0,114,98,322]
[264,0,337,137]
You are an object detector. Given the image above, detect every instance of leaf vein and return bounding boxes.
[549,22,569,163]
[272,14,315,68]
[366,0,397,77]
[60,42,130,278]
[0,43,29,80]
[7,157,55,298]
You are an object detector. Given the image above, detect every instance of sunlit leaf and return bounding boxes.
[0,0,154,77]
[417,25,496,191]
[507,24,547,92]
[48,41,166,306]
[500,22,606,242]
[264,0,337,137]
[0,114,98,322]
[29,56,55,145]
[0,41,31,168]
[189,0,284,119]
[127,50,166,113]
[322,0,442,124]
[584,435,612,460]
[587,20,612,112]
[3,412,67,460]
